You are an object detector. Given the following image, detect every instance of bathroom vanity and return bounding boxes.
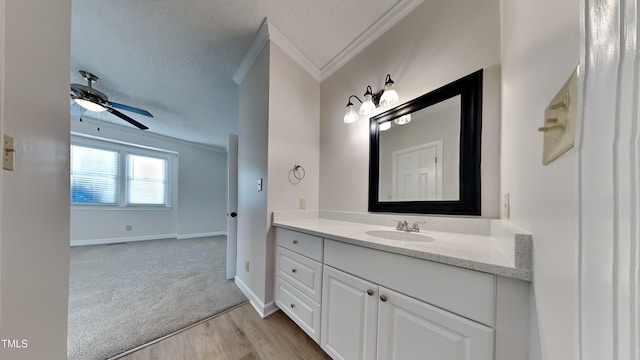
[273,213,531,360]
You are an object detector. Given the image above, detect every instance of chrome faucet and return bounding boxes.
[395,220,410,231]
[394,220,425,232]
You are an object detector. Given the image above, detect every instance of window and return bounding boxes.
[71,145,119,204]
[126,154,168,206]
[71,139,172,208]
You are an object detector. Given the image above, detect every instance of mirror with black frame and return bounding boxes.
[368,69,483,215]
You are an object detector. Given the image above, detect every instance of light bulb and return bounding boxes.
[359,94,376,115]
[380,83,398,107]
[379,121,391,131]
[344,104,359,124]
[380,74,399,107]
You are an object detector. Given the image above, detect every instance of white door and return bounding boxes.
[392,140,443,201]
[226,134,238,279]
[321,266,378,360]
[377,287,493,360]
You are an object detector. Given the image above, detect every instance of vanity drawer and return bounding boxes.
[276,228,323,262]
[276,246,322,302]
[275,277,321,343]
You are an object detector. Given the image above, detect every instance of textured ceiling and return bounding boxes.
[70,0,410,148]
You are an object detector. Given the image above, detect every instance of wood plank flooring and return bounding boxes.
[115,303,331,360]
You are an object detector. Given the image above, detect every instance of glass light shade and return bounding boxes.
[394,114,411,125]
[379,83,399,107]
[359,94,376,115]
[379,121,391,131]
[344,104,359,124]
[74,98,107,112]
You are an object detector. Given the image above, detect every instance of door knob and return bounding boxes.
[229,212,237,217]
[380,295,387,302]
[367,289,374,296]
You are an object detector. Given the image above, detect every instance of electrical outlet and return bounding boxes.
[503,193,510,219]
[245,260,250,272]
[299,198,306,210]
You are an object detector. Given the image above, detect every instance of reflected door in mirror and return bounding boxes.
[379,96,461,202]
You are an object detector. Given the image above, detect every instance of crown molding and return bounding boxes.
[266,22,322,82]
[233,0,425,84]
[233,19,271,85]
[319,0,425,81]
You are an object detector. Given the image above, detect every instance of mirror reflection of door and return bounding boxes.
[392,140,443,201]
[378,95,460,202]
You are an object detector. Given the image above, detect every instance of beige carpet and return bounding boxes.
[67,236,247,360]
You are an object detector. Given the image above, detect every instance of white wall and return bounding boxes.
[235,40,321,314]
[319,0,501,218]
[500,0,580,359]
[0,0,71,359]
[236,43,270,309]
[267,42,320,300]
[70,119,228,244]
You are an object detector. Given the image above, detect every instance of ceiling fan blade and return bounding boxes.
[70,102,87,116]
[105,107,149,130]
[110,102,154,117]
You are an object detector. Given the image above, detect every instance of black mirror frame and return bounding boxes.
[368,69,483,215]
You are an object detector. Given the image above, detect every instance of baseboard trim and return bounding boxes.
[177,231,226,240]
[234,276,278,318]
[70,233,178,247]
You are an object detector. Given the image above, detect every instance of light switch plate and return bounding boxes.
[3,134,15,171]
[540,67,579,165]
[257,178,262,192]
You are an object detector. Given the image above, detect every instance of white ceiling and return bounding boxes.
[71,0,421,149]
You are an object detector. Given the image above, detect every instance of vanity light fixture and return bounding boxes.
[343,74,399,124]
[344,95,361,124]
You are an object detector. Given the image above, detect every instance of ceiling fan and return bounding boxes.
[70,70,152,130]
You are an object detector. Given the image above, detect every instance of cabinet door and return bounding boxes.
[377,287,493,360]
[321,265,378,360]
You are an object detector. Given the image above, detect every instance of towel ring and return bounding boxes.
[292,164,305,181]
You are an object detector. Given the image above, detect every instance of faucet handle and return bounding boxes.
[392,219,403,230]
[411,221,426,232]
[392,219,407,230]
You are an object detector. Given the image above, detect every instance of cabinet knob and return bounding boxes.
[367,289,374,296]
[291,268,297,273]
[292,240,299,245]
[380,295,387,302]
[290,303,295,308]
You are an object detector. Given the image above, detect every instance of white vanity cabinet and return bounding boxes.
[321,265,378,360]
[274,227,529,360]
[377,286,493,360]
[274,228,323,343]
[321,264,493,360]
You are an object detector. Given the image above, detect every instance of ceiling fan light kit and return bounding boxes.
[70,70,152,130]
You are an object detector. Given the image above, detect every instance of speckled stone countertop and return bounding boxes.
[273,216,532,281]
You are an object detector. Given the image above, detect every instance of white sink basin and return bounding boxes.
[365,230,436,242]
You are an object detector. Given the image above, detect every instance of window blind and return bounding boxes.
[70,145,119,204]
[126,154,168,206]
